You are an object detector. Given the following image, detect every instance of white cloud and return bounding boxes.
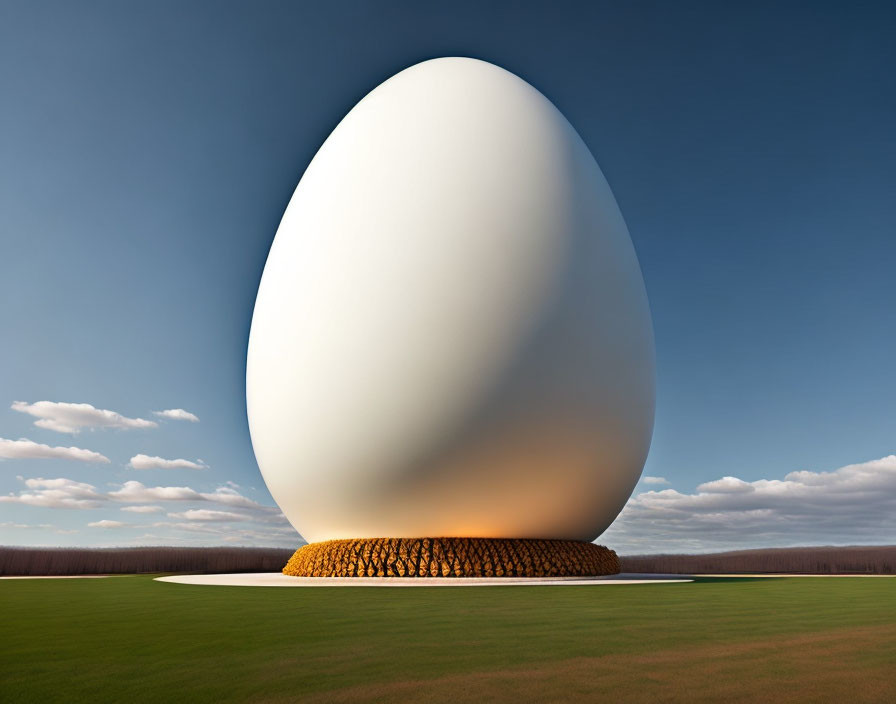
[252,511,292,525]
[151,520,299,543]
[120,505,164,514]
[200,485,266,510]
[107,480,271,512]
[108,480,202,503]
[88,520,125,528]
[167,509,250,522]
[696,476,754,493]
[0,437,110,463]
[641,476,669,485]
[12,401,157,434]
[152,409,199,423]
[157,521,229,534]
[603,455,896,554]
[128,454,207,470]
[0,521,78,535]
[0,477,105,509]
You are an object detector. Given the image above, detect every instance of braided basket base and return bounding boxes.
[283,537,619,578]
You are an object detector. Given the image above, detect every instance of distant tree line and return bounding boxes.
[620,545,896,575]
[0,546,296,576]
[4,544,894,576]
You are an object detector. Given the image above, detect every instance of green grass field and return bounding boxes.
[2,575,894,703]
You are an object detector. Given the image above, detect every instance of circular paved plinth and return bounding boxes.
[155,573,692,587]
[283,538,619,578]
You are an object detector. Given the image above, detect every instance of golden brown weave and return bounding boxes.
[283,537,619,577]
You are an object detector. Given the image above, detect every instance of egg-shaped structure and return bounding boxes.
[247,58,655,555]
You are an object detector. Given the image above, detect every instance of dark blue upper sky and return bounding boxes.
[1,1,894,551]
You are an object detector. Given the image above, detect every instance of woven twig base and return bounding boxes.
[283,537,619,578]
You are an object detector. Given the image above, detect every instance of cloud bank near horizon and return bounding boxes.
[3,392,894,554]
[0,475,295,546]
[1,394,293,546]
[603,455,896,554]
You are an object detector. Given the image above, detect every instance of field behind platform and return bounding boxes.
[2,575,894,703]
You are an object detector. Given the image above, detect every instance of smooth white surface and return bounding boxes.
[247,57,655,544]
[155,574,690,587]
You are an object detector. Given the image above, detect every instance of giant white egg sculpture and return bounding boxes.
[247,57,655,547]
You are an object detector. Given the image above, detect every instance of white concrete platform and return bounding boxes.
[154,572,692,587]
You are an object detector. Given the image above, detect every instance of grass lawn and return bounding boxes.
[2,575,894,703]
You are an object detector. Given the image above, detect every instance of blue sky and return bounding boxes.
[1,1,894,552]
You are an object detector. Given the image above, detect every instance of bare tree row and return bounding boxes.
[620,545,896,574]
[0,546,296,575]
[4,544,894,576]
